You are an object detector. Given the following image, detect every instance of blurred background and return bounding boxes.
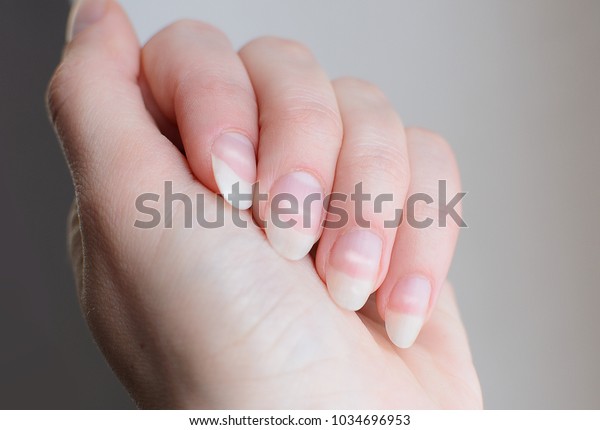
[1,0,598,409]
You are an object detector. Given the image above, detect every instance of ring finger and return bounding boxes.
[316,78,410,310]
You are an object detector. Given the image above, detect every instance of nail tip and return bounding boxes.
[385,313,424,349]
[326,270,372,311]
[266,226,314,261]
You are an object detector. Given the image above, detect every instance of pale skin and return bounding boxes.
[48,0,482,408]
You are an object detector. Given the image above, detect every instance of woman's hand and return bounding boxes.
[48,0,481,408]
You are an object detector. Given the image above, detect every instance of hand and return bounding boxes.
[48,0,482,408]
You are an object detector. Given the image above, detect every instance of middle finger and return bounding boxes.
[239,37,343,260]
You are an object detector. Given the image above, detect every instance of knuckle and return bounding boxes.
[335,76,387,101]
[407,127,454,158]
[176,70,253,105]
[407,127,458,171]
[162,19,226,41]
[276,95,343,139]
[245,36,314,60]
[348,140,410,184]
[145,20,229,59]
[334,77,402,125]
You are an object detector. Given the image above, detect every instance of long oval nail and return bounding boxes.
[326,230,382,311]
[385,276,431,348]
[265,171,323,260]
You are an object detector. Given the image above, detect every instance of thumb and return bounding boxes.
[48,0,189,241]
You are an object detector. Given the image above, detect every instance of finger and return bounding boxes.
[142,20,258,209]
[239,37,343,260]
[376,128,464,348]
[47,0,188,239]
[316,78,409,311]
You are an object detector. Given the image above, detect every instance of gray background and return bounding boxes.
[1,0,598,409]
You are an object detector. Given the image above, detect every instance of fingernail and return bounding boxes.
[66,0,108,42]
[326,231,382,311]
[266,171,323,260]
[385,276,431,348]
[211,132,256,210]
